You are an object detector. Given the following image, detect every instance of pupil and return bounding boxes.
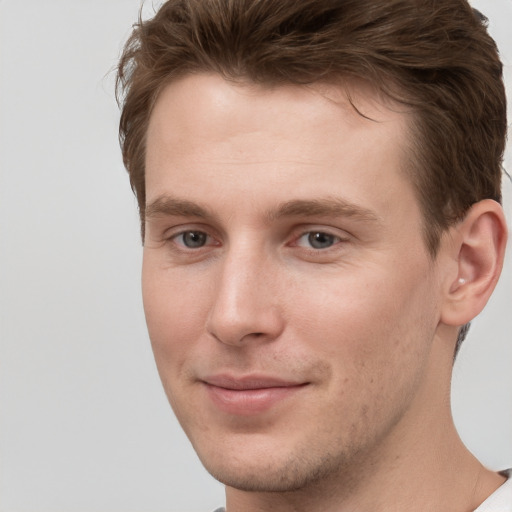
[308,232,334,249]
[183,231,206,248]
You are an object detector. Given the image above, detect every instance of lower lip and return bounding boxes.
[204,383,306,415]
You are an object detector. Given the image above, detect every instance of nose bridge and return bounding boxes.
[206,239,283,346]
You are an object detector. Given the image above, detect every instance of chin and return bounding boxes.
[193,434,352,493]
[204,459,332,493]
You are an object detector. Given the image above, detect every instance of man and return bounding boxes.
[116,0,510,510]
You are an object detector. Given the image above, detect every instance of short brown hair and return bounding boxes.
[116,0,507,347]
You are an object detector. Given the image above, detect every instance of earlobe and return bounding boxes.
[441,199,508,327]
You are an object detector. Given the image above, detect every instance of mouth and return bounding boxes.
[201,374,309,416]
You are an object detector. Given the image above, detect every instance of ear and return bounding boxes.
[440,199,508,327]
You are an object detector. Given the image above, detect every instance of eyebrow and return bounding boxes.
[145,196,213,220]
[145,195,380,224]
[266,198,381,224]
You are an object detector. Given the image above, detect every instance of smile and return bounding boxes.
[202,375,309,416]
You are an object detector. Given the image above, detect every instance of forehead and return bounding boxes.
[145,73,417,224]
[147,74,409,152]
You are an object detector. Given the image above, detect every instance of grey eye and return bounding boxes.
[179,231,208,248]
[306,232,338,249]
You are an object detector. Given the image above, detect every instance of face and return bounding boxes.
[143,74,445,492]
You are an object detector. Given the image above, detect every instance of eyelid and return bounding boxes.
[163,221,213,237]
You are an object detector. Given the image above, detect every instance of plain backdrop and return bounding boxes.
[0,1,511,511]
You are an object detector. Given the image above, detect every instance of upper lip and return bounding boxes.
[203,374,307,390]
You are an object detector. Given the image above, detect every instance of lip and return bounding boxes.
[202,374,308,416]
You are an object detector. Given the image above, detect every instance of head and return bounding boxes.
[116,0,508,498]
[117,0,506,353]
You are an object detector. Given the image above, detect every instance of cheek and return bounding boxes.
[292,263,438,389]
[141,257,212,377]
[289,273,437,447]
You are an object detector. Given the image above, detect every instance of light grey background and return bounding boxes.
[0,1,510,511]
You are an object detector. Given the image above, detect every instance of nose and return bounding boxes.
[206,247,284,347]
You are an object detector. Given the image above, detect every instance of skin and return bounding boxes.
[142,73,507,511]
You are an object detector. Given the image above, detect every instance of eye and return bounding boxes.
[296,231,341,249]
[173,230,210,248]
